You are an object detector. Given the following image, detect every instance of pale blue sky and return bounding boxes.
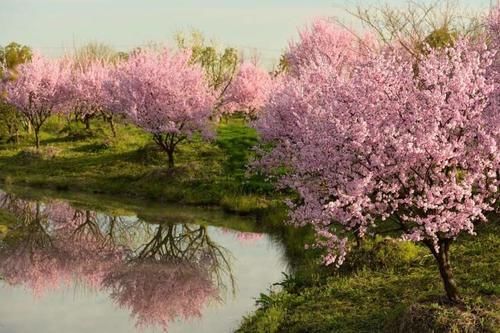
[0,0,494,66]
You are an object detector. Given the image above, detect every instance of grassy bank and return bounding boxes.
[0,116,277,214]
[237,219,500,333]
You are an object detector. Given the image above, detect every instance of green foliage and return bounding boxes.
[0,42,32,74]
[0,42,32,144]
[0,102,25,143]
[424,27,457,49]
[72,42,125,67]
[176,30,238,93]
[390,301,499,333]
[344,237,426,272]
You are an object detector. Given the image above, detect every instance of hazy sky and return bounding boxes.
[0,0,494,65]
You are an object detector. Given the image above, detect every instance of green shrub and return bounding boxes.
[389,302,499,333]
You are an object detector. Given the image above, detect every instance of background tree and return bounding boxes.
[176,31,239,115]
[72,42,125,67]
[68,43,126,134]
[0,42,32,72]
[67,60,118,136]
[346,0,482,58]
[1,54,70,148]
[221,62,273,118]
[106,49,215,168]
[0,42,32,143]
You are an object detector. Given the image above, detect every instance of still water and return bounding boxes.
[0,189,288,333]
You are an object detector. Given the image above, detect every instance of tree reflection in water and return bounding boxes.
[0,191,235,332]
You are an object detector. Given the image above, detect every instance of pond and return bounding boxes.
[0,188,289,333]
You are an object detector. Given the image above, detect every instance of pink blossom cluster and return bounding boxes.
[65,60,111,120]
[286,18,376,76]
[257,17,499,267]
[1,54,70,116]
[222,62,273,117]
[105,49,215,138]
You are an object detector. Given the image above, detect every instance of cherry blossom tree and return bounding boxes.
[106,49,215,168]
[222,62,272,118]
[1,54,70,148]
[257,37,498,302]
[67,60,118,136]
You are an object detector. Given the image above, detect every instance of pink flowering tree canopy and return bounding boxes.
[67,60,118,136]
[1,54,70,148]
[221,62,272,118]
[257,30,499,302]
[285,18,374,76]
[107,49,215,168]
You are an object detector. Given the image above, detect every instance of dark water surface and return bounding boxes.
[0,188,288,333]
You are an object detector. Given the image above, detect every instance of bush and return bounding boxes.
[16,146,61,161]
[343,237,426,272]
[389,302,499,333]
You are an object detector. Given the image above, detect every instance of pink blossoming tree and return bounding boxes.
[1,54,70,148]
[107,49,215,168]
[257,34,499,303]
[222,62,273,118]
[67,60,118,136]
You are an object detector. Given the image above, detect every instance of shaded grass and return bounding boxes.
[0,116,278,213]
[237,222,500,333]
[0,185,267,234]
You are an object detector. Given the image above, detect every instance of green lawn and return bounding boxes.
[0,116,276,214]
[237,220,500,333]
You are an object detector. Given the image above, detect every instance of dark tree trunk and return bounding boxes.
[153,133,184,170]
[167,149,175,169]
[34,127,40,149]
[84,116,91,130]
[426,239,460,303]
[108,116,116,137]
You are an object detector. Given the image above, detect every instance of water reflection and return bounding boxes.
[0,190,285,333]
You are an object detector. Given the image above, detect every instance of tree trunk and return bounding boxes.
[167,149,175,169]
[34,127,40,149]
[84,116,91,130]
[426,239,460,303]
[108,116,116,137]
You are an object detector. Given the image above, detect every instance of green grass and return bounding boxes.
[237,222,500,333]
[0,116,278,214]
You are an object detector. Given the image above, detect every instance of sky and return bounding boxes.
[0,0,495,66]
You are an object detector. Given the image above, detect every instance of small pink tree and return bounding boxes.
[257,37,498,303]
[1,54,70,148]
[67,60,118,136]
[106,49,215,168]
[222,62,272,118]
